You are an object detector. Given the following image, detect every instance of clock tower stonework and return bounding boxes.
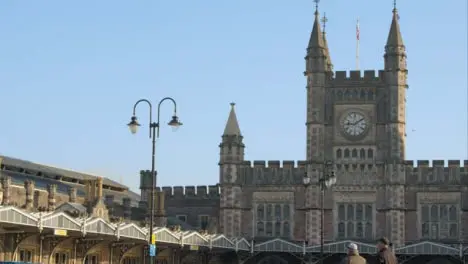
[306,8,407,165]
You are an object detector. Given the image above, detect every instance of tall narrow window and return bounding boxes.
[257,204,265,220]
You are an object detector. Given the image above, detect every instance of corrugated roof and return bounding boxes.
[0,155,128,190]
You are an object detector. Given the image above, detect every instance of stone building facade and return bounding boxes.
[152,5,468,248]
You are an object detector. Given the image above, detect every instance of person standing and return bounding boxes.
[376,237,398,264]
[340,243,367,264]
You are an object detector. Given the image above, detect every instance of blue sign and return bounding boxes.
[149,244,156,257]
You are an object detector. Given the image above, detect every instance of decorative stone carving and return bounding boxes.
[252,192,294,202]
[333,191,376,203]
[417,192,460,204]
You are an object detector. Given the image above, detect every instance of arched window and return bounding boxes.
[353,90,359,99]
[430,205,438,221]
[360,90,367,100]
[365,222,373,239]
[352,149,358,158]
[338,222,345,238]
[360,149,366,159]
[338,205,345,221]
[266,222,273,236]
[440,205,448,221]
[344,90,350,100]
[283,204,290,219]
[275,222,281,236]
[257,204,264,220]
[337,91,343,100]
[344,149,350,158]
[257,221,264,236]
[367,149,374,159]
[356,204,363,221]
[266,204,273,220]
[421,222,429,238]
[365,205,373,221]
[421,205,429,221]
[275,204,282,220]
[347,222,354,237]
[449,206,457,221]
[356,223,363,237]
[347,205,354,220]
[449,223,458,238]
[283,222,290,237]
[336,149,342,158]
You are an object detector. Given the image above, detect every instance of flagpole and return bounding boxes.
[356,18,360,70]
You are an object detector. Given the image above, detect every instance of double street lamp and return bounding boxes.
[127,97,182,264]
[303,161,336,264]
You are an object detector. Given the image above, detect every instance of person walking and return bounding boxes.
[340,243,367,264]
[376,237,398,264]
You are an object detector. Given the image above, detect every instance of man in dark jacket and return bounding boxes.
[340,243,367,264]
[376,237,398,264]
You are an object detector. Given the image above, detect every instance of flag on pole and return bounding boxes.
[356,19,360,41]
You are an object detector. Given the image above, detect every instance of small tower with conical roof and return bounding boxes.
[219,103,245,165]
[384,4,407,161]
[218,103,244,237]
[305,1,333,162]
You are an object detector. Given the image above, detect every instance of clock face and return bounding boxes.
[342,112,368,137]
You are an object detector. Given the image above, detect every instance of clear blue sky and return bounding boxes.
[0,1,467,192]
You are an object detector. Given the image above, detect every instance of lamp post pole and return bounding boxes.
[127,97,182,264]
[303,161,336,264]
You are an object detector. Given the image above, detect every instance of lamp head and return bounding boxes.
[303,172,311,186]
[168,115,183,131]
[127,116,141,134]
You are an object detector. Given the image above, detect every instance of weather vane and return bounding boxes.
[313,0,320,12]
[393,0,397,9]
[321,13,328,35]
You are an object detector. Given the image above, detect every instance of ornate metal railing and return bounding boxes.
[0,206,466,256]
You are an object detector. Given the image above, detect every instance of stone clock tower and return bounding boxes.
[306,7,407,165]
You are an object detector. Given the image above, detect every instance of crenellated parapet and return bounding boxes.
[240,160,308,168]
[403,160,468,185]
[330,70,386,84]
[237,160,308,185]
[157,185,220,199]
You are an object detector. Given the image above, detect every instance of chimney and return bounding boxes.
[48,184,57,211]
[24,180,35,209]
[156,191,165,216]
[1,176,11,205]
[69,187,77,203]
[154,191,167,227]
[122,197,131,219]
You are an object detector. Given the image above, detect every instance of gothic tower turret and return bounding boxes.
[219,103,244,237]
[305,4,332,162]
[384,5,407,161]
[219,103,244,165]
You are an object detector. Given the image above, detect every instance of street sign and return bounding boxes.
[149,244,156,257]
[151,234,156,244]
[54,229,68,236]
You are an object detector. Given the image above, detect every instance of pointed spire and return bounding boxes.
[223,103,241,136]
[321,13,333,71]
[386,5,404,47]
[308,1,325,49]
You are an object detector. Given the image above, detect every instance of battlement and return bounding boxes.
[331,70,385,83]
[156,185,220,198]
[241,160,308,169]
[403,160,468,168]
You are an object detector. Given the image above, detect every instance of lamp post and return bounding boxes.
[303,161,336,264]
[127,97,182,264]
